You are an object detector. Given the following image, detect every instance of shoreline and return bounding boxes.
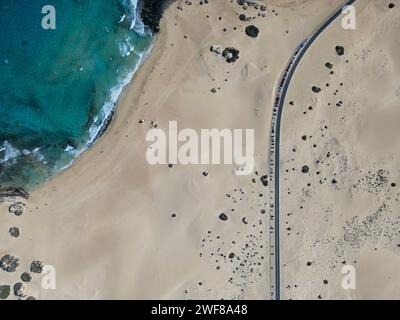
[86,0,175,146]
[41,0,175,191]
[0,0,172,193]
[51,0,175,189]
[43,7,169,191]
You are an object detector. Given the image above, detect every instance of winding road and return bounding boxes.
[268,0,356,300]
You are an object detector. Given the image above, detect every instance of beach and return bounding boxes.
[1,0,400,300]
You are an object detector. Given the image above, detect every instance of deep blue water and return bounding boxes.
[0,0,153,190]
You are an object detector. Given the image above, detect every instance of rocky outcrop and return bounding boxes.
[139,0,175,33]
[0,187,29,200]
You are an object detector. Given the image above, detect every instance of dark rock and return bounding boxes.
[0,255,19,272]
[222,47,240,63]
[245,25,259,38]
[13,282,25,297]
[325,62,333,69]
[301,165,309,174]
[210,45,222,55]
[139,0,174,33]
[30,260,43,274]
[239,14,246,21]
[21,272,32,282]
[335,45,345,56]
[0,285,10,300]
[312,86,321,93]
[8,202,24,216]
[9,227,20,238]
[219,213,229,221]
[228,252,235,259]
[0,187,29,200]
[260,175,268,187]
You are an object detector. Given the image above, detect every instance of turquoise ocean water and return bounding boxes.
[0,0,153,190]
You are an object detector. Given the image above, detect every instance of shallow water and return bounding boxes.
[0,0,153,190]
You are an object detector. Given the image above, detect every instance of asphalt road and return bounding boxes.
[268,0,356,300]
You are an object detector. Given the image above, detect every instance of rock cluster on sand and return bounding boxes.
[222,47,240,63]
[210,46,240,63]
[13,282,25,298]
[0,254,19,272]
[210,45,222,55]
[9,226,20,238]
[260,175,268,187]
[8,202,24,216]
[325,62,333,69]
[30,260,44,273]
[335,45,345,56]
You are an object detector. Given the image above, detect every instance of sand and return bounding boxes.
[1,0,399,300]
[280,0,400,299]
